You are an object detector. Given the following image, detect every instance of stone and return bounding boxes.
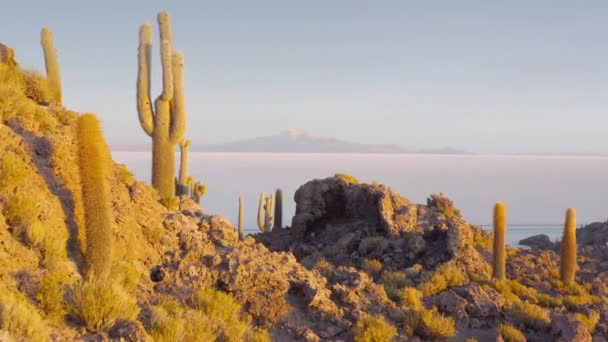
[519,234,554,249]
[551,313,592,342]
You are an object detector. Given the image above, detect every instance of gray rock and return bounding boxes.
[519,234,554,249]
[551,313,592,342]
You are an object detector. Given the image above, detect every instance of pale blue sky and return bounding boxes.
[3,1,607,154]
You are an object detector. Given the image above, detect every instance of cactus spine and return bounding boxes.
[137,12,187,201]
[560,208,577,286]
[238,196,244,240]
[77,114,113,280]
[274,188,283,229]
[493,202,507,281]
[40,27,62,104]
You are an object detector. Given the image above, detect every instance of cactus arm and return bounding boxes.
[169,51,186,143]
[137,23,154,136]
[158,11,173,49]
[158,39,174,102]
[178,139,191,185]
[257,192,265,232]
[40,27,62,104]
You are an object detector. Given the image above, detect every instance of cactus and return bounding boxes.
[560,208,577,286]
[40,27,62,104]
[137,12,187,201]
[493,202,507,281]
[192,182,207,204]
[77,114,113,280]
[238,196,244,240]
[257,192,266,232]
[0,43,17,67]
[274,188,283,229]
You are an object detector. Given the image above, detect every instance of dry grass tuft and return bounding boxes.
[353,314,397,342]
[66,280,139,332]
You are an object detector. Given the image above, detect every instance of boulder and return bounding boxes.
[519,234,554,250]
[551,313,592,342]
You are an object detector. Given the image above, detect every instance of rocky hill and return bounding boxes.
[1,57,608,342]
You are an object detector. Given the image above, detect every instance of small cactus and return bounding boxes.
[493,202,507,281]
[137,12,187,202]
[40,27,62,104]
[274,188,283,229]
[238,196,244,240]
[77,114,113,280]
[257,192,266,232]
[192,182,207,204]
[560,208,577,286]
[257,192,275,232]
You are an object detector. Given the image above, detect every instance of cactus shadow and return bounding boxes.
[8,123,85,275]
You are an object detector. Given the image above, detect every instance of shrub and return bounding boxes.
[335,173,360,184]
[401,287,423,310]
[426,193,460,218]
[0,290,49,341]
[418,263,467,296]
[359,236,384,255]
[149,299,217,342]
[417,307,456,339]
[353,314,397,342]
[36,272,67,319]
[507,280,539,303]
[361,259,383,278]
[191,287,242,323]
[563,294,601,309]
[575,310,600,333]
[537,293,562,308]
[510,301,550,330]
[381,271,409,300]
[66,280,139,332]
[498,323,526,342]
[314,257,335,277]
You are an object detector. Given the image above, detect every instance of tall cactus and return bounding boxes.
[77,114,113,280]
[40,27,62,104]
[560,208,577,286]
[274,188,283,229]
[257,192,266,232]
[137,12,187,201]
[493,202,507,281]
[238,196,244,240]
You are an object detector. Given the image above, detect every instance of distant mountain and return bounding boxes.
[196,129,469,154]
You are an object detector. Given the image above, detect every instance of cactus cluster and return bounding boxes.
[137,12,187,202]
[40,27,62,104]
[76,114,113,280]
[560,208,577,286]
[257,189,283,233]
[493,202,507,281]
